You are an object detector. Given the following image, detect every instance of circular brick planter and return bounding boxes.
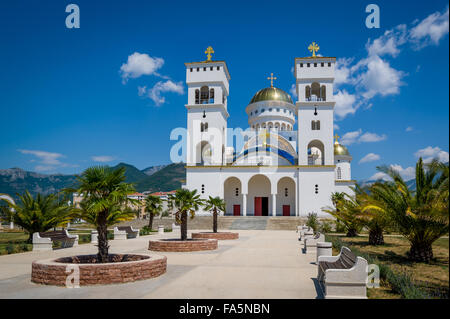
[31,253,166,286]
[148,238,218,252]
[192,232,239,240]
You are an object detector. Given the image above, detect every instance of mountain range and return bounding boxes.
[0,162,186,200]
[1,162,419,201]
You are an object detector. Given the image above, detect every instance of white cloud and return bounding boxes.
[415,146,449,163]
[340,129,387,145]
[405,126,414,132]
[120,52,164,83]
[359,132,387,143]
[18,149,77,172]
[369,164,415,181]
[334,90,358,119]
[340,129,362,146]
[410,7,449,48]
[359,153,381,164]
[92,156,115,163]
[334,58,353,85]
[366,24,407,58]
[289,84,297,99]
[390,164,416,180]
[333,123,340,130]
[18,149,64,165]
[354,55,405,99]
[369,171,391,181]
[140,80,184,106]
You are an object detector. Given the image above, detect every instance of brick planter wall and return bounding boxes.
[148,238,218,252]
[31,253,166,286]
[192,232,239,240]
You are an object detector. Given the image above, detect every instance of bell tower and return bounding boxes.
[294,42,336,166]
[185,47,230,166]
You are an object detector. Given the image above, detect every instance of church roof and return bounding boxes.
[334,141,350,156]
[249,87,293,105]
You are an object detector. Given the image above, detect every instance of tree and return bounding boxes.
[204,196,226,233]
[366,158,449,262]
[144,195,163,230]
[168,189,204,241]
[0,191,74,243]
[323,191,363,237]
[355,185,389,245]
[67,166,137,263]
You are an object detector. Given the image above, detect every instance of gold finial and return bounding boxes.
[267,73,277,88]
[334,133,340,144]
[308,42,320,57]
[205,46,214,61]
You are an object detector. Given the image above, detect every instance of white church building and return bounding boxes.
[183,45,355,217]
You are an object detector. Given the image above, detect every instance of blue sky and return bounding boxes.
[0,0,448,181]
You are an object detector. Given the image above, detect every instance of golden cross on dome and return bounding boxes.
[205,46,214,61]
[267,73,277,88]
[334,133,340,143]
[308,42,320,57]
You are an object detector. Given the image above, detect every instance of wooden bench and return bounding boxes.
[115,226,139,239]
[33,230,79,251]
[318,246,368,299]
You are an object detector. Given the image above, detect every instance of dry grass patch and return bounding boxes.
[332,234,449,298]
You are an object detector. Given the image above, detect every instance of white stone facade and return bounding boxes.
[183,53,355,217]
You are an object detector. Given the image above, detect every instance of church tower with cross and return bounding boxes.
[183,44,355,217]
[184,46,231,166]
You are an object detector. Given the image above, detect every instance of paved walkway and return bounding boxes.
[0,230,321,299]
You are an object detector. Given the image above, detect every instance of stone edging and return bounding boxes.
[31,253,167,286]
[148,238,218,252]
[191,232,239,240]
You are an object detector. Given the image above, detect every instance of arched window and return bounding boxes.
[311,82,320,101]
[195,89,200,104]
[311,120,320,130]
[209,88,215,103]
[307,140,325,165]
[200,122,208,132]
[305,86,311,101]
[337,167,342,180]
[320,85,326,101]
[200,86,209,104]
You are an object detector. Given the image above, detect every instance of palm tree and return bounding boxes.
[323,192,363,237]
[204,196,225,233]
[0,191,74,243]
[168,189,204,241]
[354,185,389,245]
[144,195,163,230]
[366,158,449,262]
[66,166,137,263]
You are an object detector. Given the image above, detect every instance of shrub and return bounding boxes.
[319,220,333,234]
[306,212,319,232]
[6,243,15,254]
[334,220,346,233]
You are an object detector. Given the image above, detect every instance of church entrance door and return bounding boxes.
[254,197,262,216]
[255,197,269,216]
[233,205,241,216]
[283,205,290,216]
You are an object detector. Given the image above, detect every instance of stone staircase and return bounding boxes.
[118,216,305,231]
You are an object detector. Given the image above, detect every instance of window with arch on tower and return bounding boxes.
[337,167,342,180]
[200,122,208,132]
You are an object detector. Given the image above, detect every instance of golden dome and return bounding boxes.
[334,141,350,156]
[249,87,293,104]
